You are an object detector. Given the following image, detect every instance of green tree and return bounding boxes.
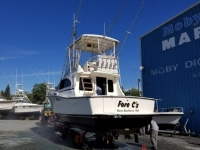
[4,84,11,100]
[1,90,4,96]
[124,88,141,96]
[120,85,125,93]
[32,83,47,104]
[26,93,34,102]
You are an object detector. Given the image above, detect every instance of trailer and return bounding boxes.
[53,120,124,148]
[158,119,195,137]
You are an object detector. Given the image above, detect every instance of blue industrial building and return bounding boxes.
[140,2,200,135]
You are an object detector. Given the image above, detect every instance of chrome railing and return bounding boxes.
[158,107,184,112]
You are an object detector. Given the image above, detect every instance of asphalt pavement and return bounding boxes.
[0,120,200,150]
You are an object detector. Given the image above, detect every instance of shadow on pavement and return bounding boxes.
[30,126,123,149]
[0,113,40,120]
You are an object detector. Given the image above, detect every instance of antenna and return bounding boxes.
[22,71,23,90]
[48,69,49,85]
[53,70,55,88]
[16,68,17,91]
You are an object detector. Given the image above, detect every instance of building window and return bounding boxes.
[59,78,71,89]
[108,80,114,92]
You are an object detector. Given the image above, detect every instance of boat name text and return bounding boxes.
[117,100,139,108]
[117,109,139,112]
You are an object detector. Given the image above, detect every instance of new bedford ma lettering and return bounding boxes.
[162,12,200,51]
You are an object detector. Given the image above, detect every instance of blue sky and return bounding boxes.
[0,0,199,94]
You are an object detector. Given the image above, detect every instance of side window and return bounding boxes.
[79,78,83,90]
[59,78,71,90]
[64,79,71,87]
[108,80,114,92]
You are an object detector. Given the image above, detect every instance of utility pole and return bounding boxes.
[138,79,140,96]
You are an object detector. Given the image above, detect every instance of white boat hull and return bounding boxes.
[48,95,155,133]
[153,113,183,125]
[0,100,16,111]
[11,104,43,114]
[48,96,155,115]
[152,112,184,130]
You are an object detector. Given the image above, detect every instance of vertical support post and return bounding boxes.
[69,49,71,73]
[104,23,105,36]
[138,79,140,96]
[113,41,115,57]
[98,38,100,54]
[156,99,158,112]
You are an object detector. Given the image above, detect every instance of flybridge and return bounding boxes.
[162,12,200,51]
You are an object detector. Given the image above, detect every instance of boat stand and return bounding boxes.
[55,122,120,148]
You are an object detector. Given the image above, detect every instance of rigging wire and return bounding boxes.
[144,0,154,33]
[117,0,146,56]
[117,0,146,87]
[76,0,82,21]
[96,0,129,61]
[29,66,44,83]
[105,0,129,36]
[79,0,89,36]
[123,0,153,88]
[34,68,49,82]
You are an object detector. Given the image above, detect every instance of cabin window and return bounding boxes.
[108,80,114,92]
[59,78,71,89]
[79,78,83,90]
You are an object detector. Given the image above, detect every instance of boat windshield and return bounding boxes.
[17,99,31,103]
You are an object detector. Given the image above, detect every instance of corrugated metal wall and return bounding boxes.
[141,3,200,135]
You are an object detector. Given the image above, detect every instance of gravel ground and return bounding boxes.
[0,120,200,150]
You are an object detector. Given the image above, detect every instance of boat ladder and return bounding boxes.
[80,76,95,95]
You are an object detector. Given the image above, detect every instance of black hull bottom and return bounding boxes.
[56,114,152,134]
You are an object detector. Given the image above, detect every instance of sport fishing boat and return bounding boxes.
[45,82,56,103]
[48,33,156,134]
[11,84,43,117]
